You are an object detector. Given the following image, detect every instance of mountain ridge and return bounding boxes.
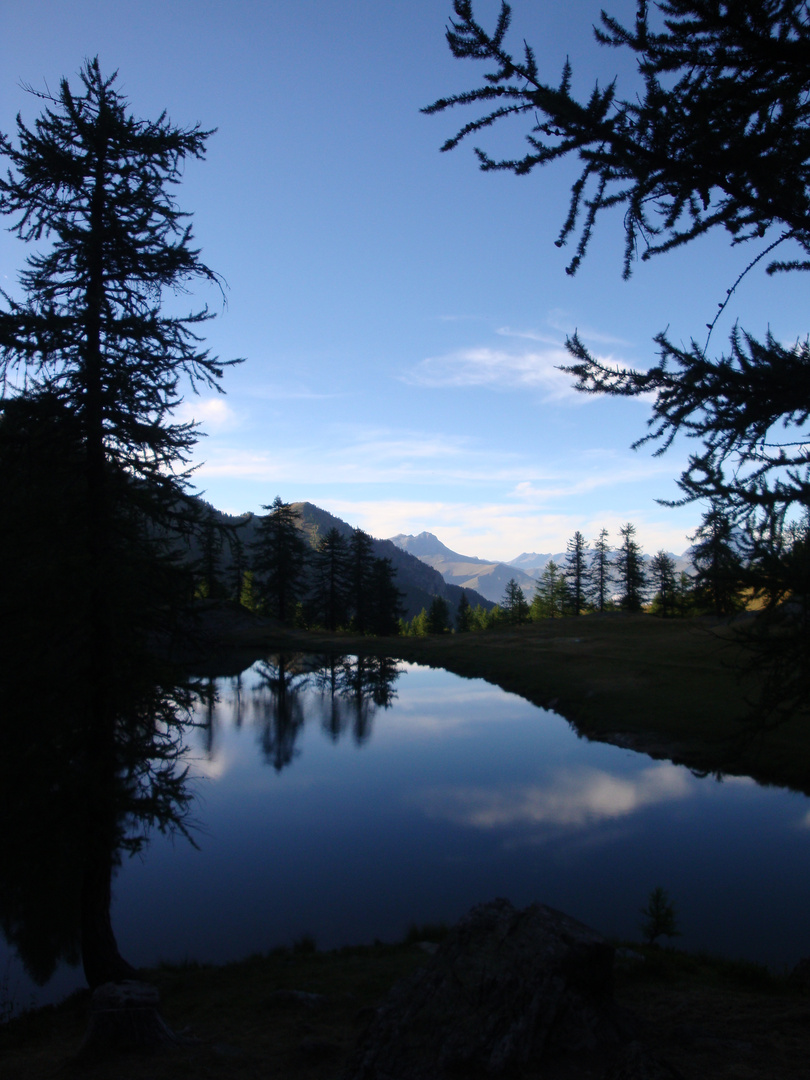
[389,531,538,605]
[389,530,695,603]
[195,501,493,621]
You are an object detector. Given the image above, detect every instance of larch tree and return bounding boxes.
[0,59,237,989]
[348,528,376,633]
[426,0,810,558]
[690,502,745,615]
[531,559,568,618]
[590,527,613,613]
[427,595,451,634]
[616,523,647,612]
[456,589,473,631]
[367,555,405,636]
[563,530,590,615]
[252,496,309,624]
[309,526,350,631]
[502,577,530,624]
[649,550,678,617]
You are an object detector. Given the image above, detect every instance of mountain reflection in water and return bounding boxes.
[2,654,810,1017]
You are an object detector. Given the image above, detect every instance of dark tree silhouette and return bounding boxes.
[650,550,677,617]
[502,577,530,624]
[0,59,234,988]
[347,528,376,633]
[616,523,647,612]
[427,595,451,634]
[309,526,350,631]
[252,496,309,623]
[368,556,405,636]
[690,502,744,615]
[426,1,810,522]
[564,531,589,615]
[590,528,613,613]
[199,506,224,599]
[456,589,473,632]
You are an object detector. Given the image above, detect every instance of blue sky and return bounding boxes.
[2,1,805,561]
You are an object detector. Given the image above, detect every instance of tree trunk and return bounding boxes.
[80,850,137,989]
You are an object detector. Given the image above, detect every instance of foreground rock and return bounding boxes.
[76,980,178,1060]
[344,898,638,1079]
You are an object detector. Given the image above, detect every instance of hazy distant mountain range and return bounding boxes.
[389,531,694,605]
[198,497,693,615]
[389,532,539,605]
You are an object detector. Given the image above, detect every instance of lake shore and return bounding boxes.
[5,611,810,1076]
[218,611,810,796]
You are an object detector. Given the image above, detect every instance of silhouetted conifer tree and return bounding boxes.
[456,589,472,632]
[502,577,530,624]
[0,59,235,989]
[309,526,350,631]
[252,497,309,623]
[368,556,405,636]
[427,595,451,634]
[564,530,589,615]
[650,550,677,617]
[690,502,744,615]
[348,528,376,633]
[427,0,810,550]
[590,528,613,613]
[616,523,647,612]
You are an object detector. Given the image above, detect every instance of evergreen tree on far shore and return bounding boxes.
[590,528,613,612]
[564,531,589,615]
[650,550,677,618]
[616,523,646,613]
[309,527,350,631]
[427,595,451,634]
[456,590,472,632]
[531,560,568,619]
[252,497,309,623]
[502,578,530,624]
[690,502,744,616]
[368,556,404,636]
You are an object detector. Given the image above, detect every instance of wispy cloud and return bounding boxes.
[495,326,565,346]
[544,310,634,348]
[174,397,240,431]
[510,458,676,501]
[248,382,345,401]
[402,347,579,401]
[318,497,696,560]
[192,427,524,487]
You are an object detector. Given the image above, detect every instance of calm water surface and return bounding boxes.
[4,656,810,1011]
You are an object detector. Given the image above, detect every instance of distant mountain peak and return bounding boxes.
[389,531,465,560]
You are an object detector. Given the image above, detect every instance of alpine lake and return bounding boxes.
[4,651,810,1015]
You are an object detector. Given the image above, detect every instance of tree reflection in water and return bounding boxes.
[196,654,402,770]
[0,666,198,994]
[0,651,399,1004]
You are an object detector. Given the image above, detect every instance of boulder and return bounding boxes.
[77,980,178,1060]
[344,898,633,1079]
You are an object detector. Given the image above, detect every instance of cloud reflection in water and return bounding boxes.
[413,763,692,833]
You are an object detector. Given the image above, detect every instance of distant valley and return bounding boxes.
[389,531,694,606]
[198,497,694,615]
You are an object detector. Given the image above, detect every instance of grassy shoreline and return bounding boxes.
[226,613,810,795]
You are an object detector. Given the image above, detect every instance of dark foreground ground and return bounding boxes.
[3,937,810,1079]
